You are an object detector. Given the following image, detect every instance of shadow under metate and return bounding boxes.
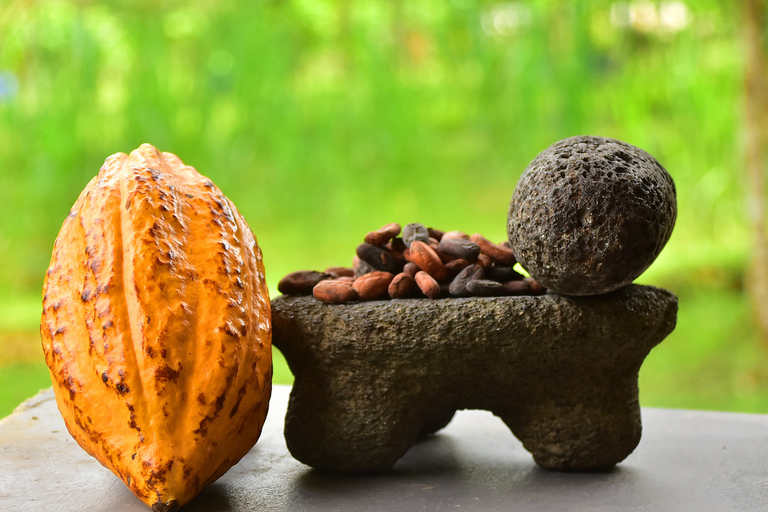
[185,407,649,512]
[290,430,545,510]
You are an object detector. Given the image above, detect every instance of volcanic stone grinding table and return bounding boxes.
[271,286,677,472]
[1,385,768,511]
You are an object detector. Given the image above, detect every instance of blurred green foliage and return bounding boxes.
[0,0,760,418]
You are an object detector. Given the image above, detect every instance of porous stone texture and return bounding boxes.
[508,136,676,296]
[271,285,677,473]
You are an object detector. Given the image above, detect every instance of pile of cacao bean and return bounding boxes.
[278,222,546,304]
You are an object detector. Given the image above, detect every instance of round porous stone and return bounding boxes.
[508,135,676,296]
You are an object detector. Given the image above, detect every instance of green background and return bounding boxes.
[1,0,762,418]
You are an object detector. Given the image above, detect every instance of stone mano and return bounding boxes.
[508,136,676,296]
[271,285,678,473]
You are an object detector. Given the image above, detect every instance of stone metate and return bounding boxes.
[271,286,677,473]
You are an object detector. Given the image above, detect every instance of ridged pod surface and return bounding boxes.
[40,144,272,511]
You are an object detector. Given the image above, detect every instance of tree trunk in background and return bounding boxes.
[744,0,768,343]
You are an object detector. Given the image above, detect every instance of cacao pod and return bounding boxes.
[40,144,272,511]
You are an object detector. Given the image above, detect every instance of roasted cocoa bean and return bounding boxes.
[325,266,355,278]
[282,222,548,302]
[364,223,402,246]
[445,258,471,277]
[278,270,332,295]
[353,255,376,278]
[353,271,395,300]
[356,243,402,274]
[313,280,358,304]
[524,277,547,295]
[385,238,406,262]
[435,249,454,265]
[449,264,484,297]
[402,223,430,248]
[484,265,524,283]
[466,279,503,296]
[477,253,493,268]
[387,246,406,263]
[415,271,440,299]
[427,227,444,241]
[442,230,469,241]
[470,234,517,265]
[406,241,448,282]
[403,262,420,278]
[390,237,407,253]
[438,237,481,261]
[388,272,415,299]
[501,280,530,295]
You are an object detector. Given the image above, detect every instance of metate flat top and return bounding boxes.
[1,385,767,512]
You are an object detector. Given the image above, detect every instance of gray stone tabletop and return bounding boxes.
[1,384,767,512]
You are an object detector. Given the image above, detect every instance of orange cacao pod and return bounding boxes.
[40,144,272,511]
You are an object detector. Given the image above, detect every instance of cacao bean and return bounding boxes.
[406,240,448,282]
[438,237,481,261]
[384,240,406,262]
[278,270,332,295]
[280,221,551,302]
[353,255,376,278]
[388,272,415,299]
[354,271,395,300]
[356,243,402,274]
[402,223,430,248]
[326,266,355,278]
[403,262,420,278]
[484,265,524,283]
[415,271,440,299]
[501,280,530,295]
[365,222,402,246]
[390,237,407,253]
[466,279,503,296]
[524,277,547,295]
[449,264,484,297]
[430,238,454,265]
[442,230,469,241]
[470,234,517,265]
[313,280,358,304]
[445,258,471,278]
[427,227,444,240]
[435,249,454,265]
[477,253,493,268]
